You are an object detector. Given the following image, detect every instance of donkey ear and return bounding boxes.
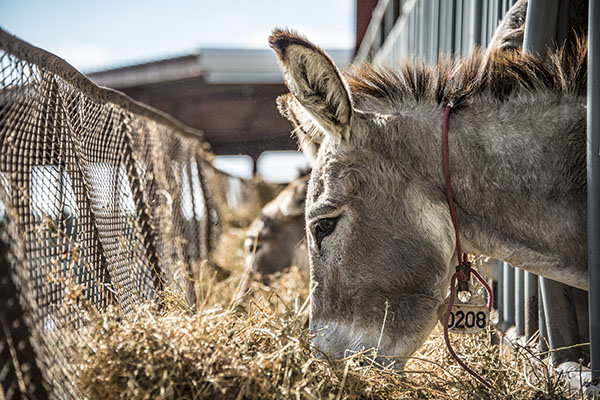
[277,94,323,166]
[270,29,352,144]
[279,175,308,217]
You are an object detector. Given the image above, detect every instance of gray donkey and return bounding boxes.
[244,174,310,280]
[270,28,587,367]
[243,0,527,285]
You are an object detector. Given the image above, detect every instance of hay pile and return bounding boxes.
[73,228,578,399]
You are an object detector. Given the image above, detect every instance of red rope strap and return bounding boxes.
[441,104,494,389]
[442,105,467,268]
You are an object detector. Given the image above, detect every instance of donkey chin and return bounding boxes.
[310,318,427,370]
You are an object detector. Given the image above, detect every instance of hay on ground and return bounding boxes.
[72,227,580,400]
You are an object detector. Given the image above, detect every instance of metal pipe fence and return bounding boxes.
[356,0,517,64]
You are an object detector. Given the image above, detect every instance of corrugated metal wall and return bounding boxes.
[355,0,516,64]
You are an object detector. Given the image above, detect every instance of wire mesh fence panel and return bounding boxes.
[0,28,227,399]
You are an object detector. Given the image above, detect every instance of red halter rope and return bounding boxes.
[441,104,494,389]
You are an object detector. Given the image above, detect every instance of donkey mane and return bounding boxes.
[345,38,587,112]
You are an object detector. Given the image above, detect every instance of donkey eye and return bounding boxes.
[313,217,339,248]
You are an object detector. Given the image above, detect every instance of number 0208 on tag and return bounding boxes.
[445,303,489,334]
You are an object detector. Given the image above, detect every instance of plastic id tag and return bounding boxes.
[440,291,489,334]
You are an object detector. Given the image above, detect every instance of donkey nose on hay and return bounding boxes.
[310,321,407,370]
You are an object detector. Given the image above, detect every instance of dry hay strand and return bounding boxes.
[73,228,581,400]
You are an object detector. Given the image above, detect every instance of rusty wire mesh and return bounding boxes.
[0,28,264,399]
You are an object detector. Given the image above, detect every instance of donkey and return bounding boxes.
[243,0,525,287]
[244,174,310,280]
[270,29,587,367]
[243,110,323,282]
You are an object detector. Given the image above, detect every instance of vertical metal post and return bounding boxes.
[515,267,525,336]
[430,0,440,64]
[469,0,482,51]
[418,0,427,58]
[462,0,471,52]
[449,0,457,55]
[588,0,600,382]
[480,0,488,47]
[539,283,549,352]
[455,0,464,54]
[524,271,539,338]
[502,262,515,330]
[439,0,447,55]
[524,0,583,366]
[540,278,582,365]
[522,0,560,56]
[497,260,504,326]
[491,0,499,38]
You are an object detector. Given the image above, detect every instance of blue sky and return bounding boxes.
[1,0,354,72]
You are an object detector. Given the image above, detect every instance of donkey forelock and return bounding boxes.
[275,30,587,148]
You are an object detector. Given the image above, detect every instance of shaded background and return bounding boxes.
[0,0,374,182]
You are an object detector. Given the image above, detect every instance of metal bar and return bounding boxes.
[384,0,395,38]
[524,0,585,368]
[470,0,483,50]
[489,0,497,40]
[557,0,570,45]
[421,0,431,62]
[407,8,413,56]
[461,0,470,52]
[515,267,525,336]
[400,15,409,60]
[486,0,492,42]
[523,0,581,365]
[502,262,515,330]
[524,271,539,338]
[439,0,447,55]
[496,0,503,27]
[480,0,488,47]
[413,3,419,57]
[418,0,425,58]
[449,0,457,55]
[497,259,504,326]
[455,0,463,55]
[588,0,600,382]
[522,0,560,56]
[540,278,582,365]
[430,0,440,63]
[539,283,549,352]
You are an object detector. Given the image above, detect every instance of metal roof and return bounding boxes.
[88,48,351,88]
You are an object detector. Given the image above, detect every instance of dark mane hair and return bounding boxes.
[344,38,587,111]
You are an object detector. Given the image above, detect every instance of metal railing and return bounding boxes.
[355,0,517,64]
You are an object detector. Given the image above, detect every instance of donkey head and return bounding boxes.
[244,174,309,279]
[270,30,455,368]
